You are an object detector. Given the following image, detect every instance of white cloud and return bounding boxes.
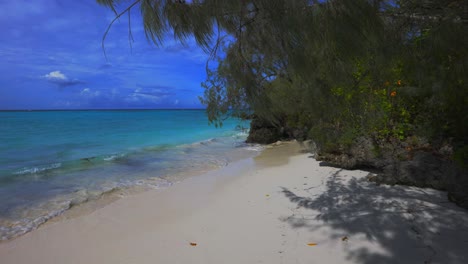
[125,93,162,104]
[80,88,101,97]
[42,70,84,87]
[44,70,67,81]
[174,99,179,105]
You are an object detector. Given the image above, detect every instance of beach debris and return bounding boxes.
[189,242,197,246]
[307,243,317,246]
[342,236,348,242]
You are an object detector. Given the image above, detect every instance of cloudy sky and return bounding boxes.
[0,0,209,109]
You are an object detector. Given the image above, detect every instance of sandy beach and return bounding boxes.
[1,142,467,264]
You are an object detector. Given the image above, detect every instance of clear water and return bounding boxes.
[0,110,259,240]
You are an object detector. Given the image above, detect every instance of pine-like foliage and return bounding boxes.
[98,0,468,161]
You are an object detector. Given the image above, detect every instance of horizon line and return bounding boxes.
[0,108,206,112]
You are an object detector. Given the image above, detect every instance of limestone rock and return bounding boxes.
[246,117,283,144]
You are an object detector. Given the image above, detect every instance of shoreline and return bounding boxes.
[0,131,259,241]
[1,141,467,263]
[44,144,260,230]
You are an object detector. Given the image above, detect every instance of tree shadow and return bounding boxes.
[281,170,468,264]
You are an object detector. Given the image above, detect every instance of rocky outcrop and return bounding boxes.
[314,136,468,210]
[246,116,308,144]
[316,137,395,171]
[310,137,468,209]
[375,152,468,209]
[246,118,283,144]
[246,117,468,209]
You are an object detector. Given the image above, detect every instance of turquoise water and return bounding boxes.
[0,110,258,240]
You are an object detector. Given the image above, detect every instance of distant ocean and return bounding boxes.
[0,110,260,240]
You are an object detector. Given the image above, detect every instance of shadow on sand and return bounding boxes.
[281,170,468,264]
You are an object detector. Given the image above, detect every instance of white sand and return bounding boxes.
[1,142,468,264]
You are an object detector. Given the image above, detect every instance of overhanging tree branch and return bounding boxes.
[102,0,141,60]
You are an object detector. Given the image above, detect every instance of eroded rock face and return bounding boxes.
[314,136,468,210]
[246,118,468,209]
[315,136,387,170]
[246,118,283,144]
[245,117,307,144]
[379,152,468,209]
[381,152,448,188]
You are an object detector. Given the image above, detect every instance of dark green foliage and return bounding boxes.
[98,0,468,162]
[454,145,468,168]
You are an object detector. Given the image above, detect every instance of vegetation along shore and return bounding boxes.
[98,0,467,207]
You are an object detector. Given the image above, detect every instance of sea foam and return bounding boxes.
[13,163,62,175]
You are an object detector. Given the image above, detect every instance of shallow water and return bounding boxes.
[0,110,260,240]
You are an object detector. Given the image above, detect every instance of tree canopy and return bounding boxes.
[98,0,468,162]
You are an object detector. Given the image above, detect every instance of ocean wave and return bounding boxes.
[13,163,62,175]
[0,176,174,241]
[199,138,219,145]
[243,144,265,152]
[103,154,125,161]
[177,138,220,149]
[0,200,71,241]
[1,127,258,241]
[233,130,249,137]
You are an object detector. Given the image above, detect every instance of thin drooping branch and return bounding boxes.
[205,17,224,73]
[128,8,135,53]
[102,0,141,60]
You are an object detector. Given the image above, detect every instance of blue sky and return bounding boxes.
[0,0,210,109]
